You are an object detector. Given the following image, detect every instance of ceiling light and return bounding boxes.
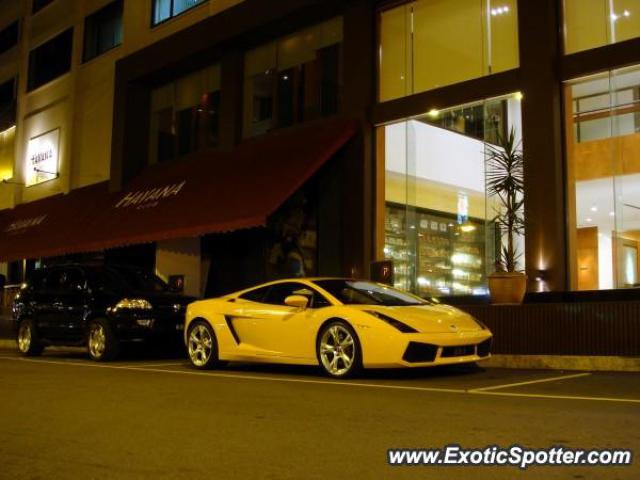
[609,211,615,217]
[623,9,630,17]
[611,13,619,21]
[586,218,593,223]
[427,109,439,118]
[590,206,598,212]
[514,91,523,101]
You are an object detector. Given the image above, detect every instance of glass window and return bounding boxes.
[0,21,19,56]
[380,93,524,297]
[32,0,54,14]
[564,0,640,54]
[83,0,123,62]
[152,0,207,26]
[239,286,271,302]
[243,17,343,137]
[262,282,309,306]
[148,64,220,164]
[27,29,73,91]
[314,279,427,306]
[565,65,640,290]
[0,78,16,131]
[378,0,519,102]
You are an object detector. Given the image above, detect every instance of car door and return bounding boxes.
[30,268,66,341]
[233,282,324,359]
[53,268,89,342]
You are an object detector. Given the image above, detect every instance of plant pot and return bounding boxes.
[488,272,528,305]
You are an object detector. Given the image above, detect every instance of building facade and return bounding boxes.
[0,0,639,303]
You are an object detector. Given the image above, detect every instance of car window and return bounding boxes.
[261,282,330,308]
[239,286,271,303]
[43,268,85,293]
[313,280,428,306]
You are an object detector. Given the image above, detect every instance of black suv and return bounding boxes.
[12,264,192,361]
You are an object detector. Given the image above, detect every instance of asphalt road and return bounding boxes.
[0,346,639,480]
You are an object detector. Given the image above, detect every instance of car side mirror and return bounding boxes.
[284,295,309,309]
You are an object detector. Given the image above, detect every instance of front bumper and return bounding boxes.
[111,310,184,342]
[360,329,493,368]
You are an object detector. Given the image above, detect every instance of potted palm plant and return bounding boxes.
[485,127,527,304]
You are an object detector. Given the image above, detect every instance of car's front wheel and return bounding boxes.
[17,319,44,357]
[87,319,119,362]
[187,320,223,370]
[317,320,361,378]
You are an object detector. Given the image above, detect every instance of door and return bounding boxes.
[233,282,324,359]
[53,268,89,342]
[34,268,87,342]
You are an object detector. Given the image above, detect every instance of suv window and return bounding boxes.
[43,268,85,293]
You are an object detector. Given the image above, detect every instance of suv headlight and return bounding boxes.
[115,298,153,311]
[365,310,418,333]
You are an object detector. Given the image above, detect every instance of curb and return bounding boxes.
[484,354,640,372]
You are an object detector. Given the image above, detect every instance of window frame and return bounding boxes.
[32,0,55,15]
[82,0,124,63]
[151,0,209,28]
[0,20,19,56]
[27,28,74,92]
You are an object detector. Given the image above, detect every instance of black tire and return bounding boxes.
[316,320,362,378]
[87,318,120,362]
[16,319,44,357]
[186,320,223,370]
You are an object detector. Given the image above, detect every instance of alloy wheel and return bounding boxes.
[188,324,213,367]
[319,325,356,376]
[89,324,107,359]
[17,323,32,353]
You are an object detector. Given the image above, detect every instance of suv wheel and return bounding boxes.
[87,319,119,362]
[317,320,362,378]
[17,319,44,356]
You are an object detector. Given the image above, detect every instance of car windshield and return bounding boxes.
[313,280,428,306]
[104,267,169,293]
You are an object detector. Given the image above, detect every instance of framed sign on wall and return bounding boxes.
[25,128,60,187]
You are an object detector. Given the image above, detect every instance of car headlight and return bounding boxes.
[115,298,153,310]
[364,310,418,333]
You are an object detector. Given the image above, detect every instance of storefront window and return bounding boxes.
[564,0,640,55]
[565,65,640,290]
[148,65,220,164]
[378,0,519,102]
[243,17,343,137]
[380,93,523,297]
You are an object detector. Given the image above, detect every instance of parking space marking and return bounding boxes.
[2,356,639,404]
[472,390,640,404]
[469,372,592,392]
[121,362,187,368]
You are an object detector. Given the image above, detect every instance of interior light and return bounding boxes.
[460,224,476,233]
[590,206,598,212]
[586,218,593,223]
[514,92,523,101]
[609,211,615,217]
[611,13,619,21]
[427,109,439,118]
[623,10,630,17]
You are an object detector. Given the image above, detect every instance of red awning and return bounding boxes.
[0,117,358,261]
[0,182,111,262]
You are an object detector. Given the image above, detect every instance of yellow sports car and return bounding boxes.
[185,278,493,377]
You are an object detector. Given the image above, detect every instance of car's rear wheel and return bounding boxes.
[317,320,361,378]
[87,319,119,362]
[187,320,222,370]
[17,319,44,357]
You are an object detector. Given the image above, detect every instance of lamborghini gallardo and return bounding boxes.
[185,278,492,377]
